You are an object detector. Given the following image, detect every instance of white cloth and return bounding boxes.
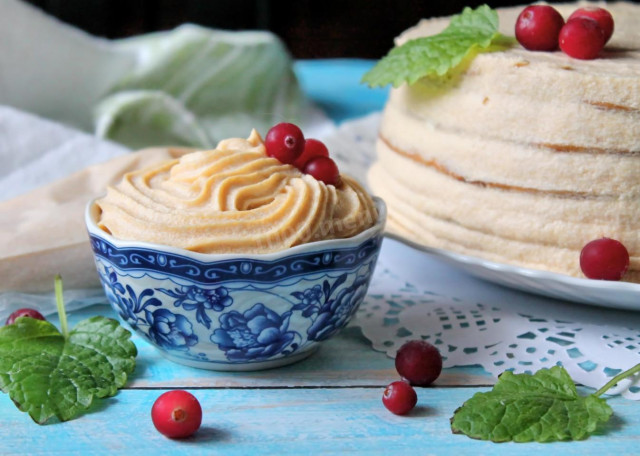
[0,0,134,132]
[0,106,130,201]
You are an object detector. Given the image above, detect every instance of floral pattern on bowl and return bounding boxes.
[86,198,385,371]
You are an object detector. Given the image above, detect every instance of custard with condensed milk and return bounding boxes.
[96,130,377,253]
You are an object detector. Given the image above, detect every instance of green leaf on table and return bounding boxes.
[362,5,514,88]
[0,316,137,424]
[450,366,613,442]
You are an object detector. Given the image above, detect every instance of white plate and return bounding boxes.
[385,233,640,311]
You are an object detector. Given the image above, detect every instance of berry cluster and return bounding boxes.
[515,5,614,60]
[382,340,443,415]
[265,123,341,187]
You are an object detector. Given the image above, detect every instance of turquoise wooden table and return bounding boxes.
[2,60,639,455]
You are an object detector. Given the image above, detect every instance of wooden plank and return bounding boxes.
[1,387,637,455]
[59,304,494,388]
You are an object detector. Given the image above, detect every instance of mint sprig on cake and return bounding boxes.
[362,5,515,88]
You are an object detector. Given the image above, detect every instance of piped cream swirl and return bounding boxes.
[96,130,377,253]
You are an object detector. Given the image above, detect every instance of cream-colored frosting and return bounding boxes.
[97,130,377,253]
[369,2,640,282]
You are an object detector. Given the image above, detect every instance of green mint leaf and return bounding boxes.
[362,5,513,88]
[450,366,613,442]
[0,316,137,424]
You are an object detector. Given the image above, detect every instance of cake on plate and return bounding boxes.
[368,2,639,283]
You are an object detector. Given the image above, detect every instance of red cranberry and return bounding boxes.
[303,156,341,186]
[293,138,329,169]
[569,7,614,43]
[580,237,630,281]
[151,390,202,439]
[559,17,606,60]
[395,340,442,386]
[265,123,305,164]
[382,381,418,415]
[5,308,46,325]
[515,5,565,51]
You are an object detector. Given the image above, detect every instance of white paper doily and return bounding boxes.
[354,240,640,400]
[353,237,640,399]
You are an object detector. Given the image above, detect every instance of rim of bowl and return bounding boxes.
[85,196,386,261]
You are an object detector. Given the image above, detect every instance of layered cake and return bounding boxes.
[368,2,639,282]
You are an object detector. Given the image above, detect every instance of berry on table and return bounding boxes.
[265,122,305,164]
[395,340,442,386]
[151,390,202,439]
[303,156,341,186]
[5,308,46,325]
[580,237,630,281]
[293,138,330,169]
[559,17,606,60]
[515,5,565,51]
[568,6,614,43]
[382,381,418,415]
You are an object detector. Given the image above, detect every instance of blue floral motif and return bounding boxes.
[291,284,324,317]
[157,285,233,329]
[98,265,161,328]
[93,241,380,366]
[210,303,298,362]
[146,308,198,351]
[89,234,381,283]
[292,273,370,342]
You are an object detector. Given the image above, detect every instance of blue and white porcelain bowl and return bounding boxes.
[85,198,385,371]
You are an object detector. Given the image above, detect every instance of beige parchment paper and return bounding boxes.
[0,147,190,293]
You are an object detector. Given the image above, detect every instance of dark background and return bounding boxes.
[23,0,640,58]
